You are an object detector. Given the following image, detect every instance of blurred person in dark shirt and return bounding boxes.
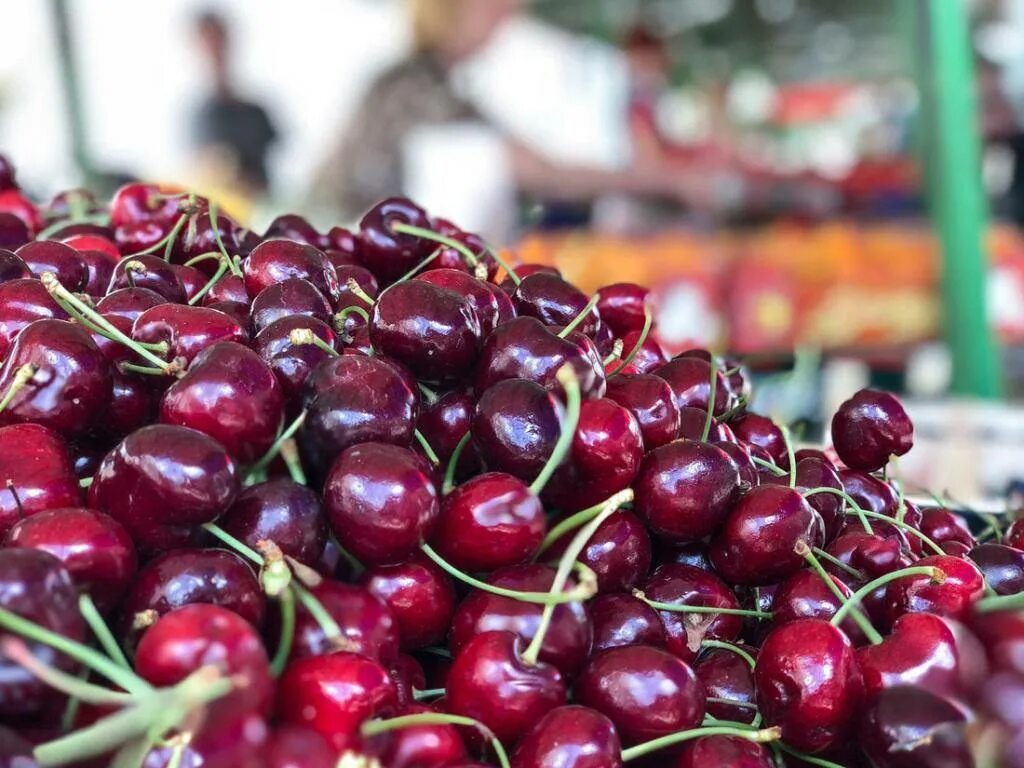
[191,10,278,198]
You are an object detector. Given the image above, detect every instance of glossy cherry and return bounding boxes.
[0,423,82,536]
[604,373,680,450]
[264,214,325,247]
[884,555,985,623]
[859,685,971,768]
[250,278,333,332]
[357,197,435,283]
[78,248,119,297]
[365,703,468,768]
[0,278,69,360]
[360,556,456,650]
[655,357,729,416]
[693,644,758,724]
[108,254,187,303]
[588,593,667,653]
[253,315,337,404]
[969,542,1024,595]
[472,378,564,483]
[771,568,864,643]
[0,250,30,284]
[513,272,600,338]
[596,282,648,337]
[1006,518,1024,550]
[416,268,504,334]
[218,479,326,567]
[416,389,477,475]
[97,286,168,323]
[243,239,339,302]
[511,705,622,768]
[203,273,249,305]
[919,507,976,550]
[730,413,789,468]
[675,736,772,768]
[14,241,85,291]
[545,510,651,593]
[264,724,337,768]
[133,303,249,368]
[831,388,913,472]
[0,213,30,249]
[287,579,399,665]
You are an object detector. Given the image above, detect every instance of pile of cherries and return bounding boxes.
[0,152,1022,768]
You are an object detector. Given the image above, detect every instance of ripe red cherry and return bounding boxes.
[287,579,399,665]
[324,442,438,566]
[676,736,773,768]
[357,197,435,283]
[250,278,333,332]
[969,543,1024,595]
[920,507,976,550]
[370,280,482,385]
[416,268,504,334]
[15,240,86,291]
[108,182,182,227]
[0,278,69,360]
[364,703,468,768]
[265,724,336,768]
[693,644,758,724]
[596,282,648,337]
[546,510,651,593]
[78,249,119,297]
[97,371,157,439]
[432,473,545,572]
[253,316,337,404]
[416,389,477,475]
[108,254,187,303]
[135,604,273,730]
[4,507,136,614]
[859,685,971,768]
[513,272,601,338]
[203,274,249,305]
[0,549,86,717]
[243,239,340,302]
[588,592,666,653]
[0,249,31,283]
[604,373,680,450]
[133,303,249,368]
[754,618,864,753]
[0,212,30,249]
[97,286,168,323]
[278,651,397,752]
[264,213,325,247]
[1006,518,1024,550]
[88,424,239,552]
[730,413,789,468]
[218,479,326,567]
[449,563,591,677]
[447,630,566,744]
[884,555,985,623]
[575,645,705,745]
[655,357,729,416]
[511,705,622,768]
[709,485,819,585]
[634,439,740,542]
[472,378,564,483]
[771,568,864,643]
[0,318,112,438]
[831,388,913,472]
[178,212,240,268]
[0,423,82,536]
[360,556,456,650]
[170,263,206,301]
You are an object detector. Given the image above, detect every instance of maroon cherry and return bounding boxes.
[0,250,30,283]
[969,543,1024,595]
[97,286,168,323]
[108,182,183,227]
[264,213,324,246]
[287,579,399,665]
[545,510,651,593]
[731,413,789,468]
[710,485,819,585]
[416,389,477,476]
[831,388,913,472]
[859,685,971,768]
[920,507,976,550]
[324,442,438,566]
[108,254,187,303]
[365,703,468,768]
[0,213,29,250]
[771,569,864,643]
[369,280,482,386]
[178,211,240,268]
[693,644,758,724]
[253,315,337,403]
[133,303,249,368]
[416,268,504,334]
[0,424,82,536]
[655,357,729,416]
[360,556,456,650]
[596,282,648,337]
[793,455,845,542]
[357,197,435,283]
[604,373,680,450]
[884,555,985,623]
[0,278,70,362]
[14,241,86,291]
[96,371,157,439]
[0,550,86,718]
[575,645,705,745]
[265,725,336,768]
[243,239,340,302]
[839,469,898,518]
[754,618,863,753]
[588,592,666,652]
[78,249,119,297]
[88,424,239,552]
[513,272,600,338]
[449,563,591,677]
[218,479,326,567]
[472,378,564,483]
[203,274,249,305]
[1006,518,1024,550]
[616,327,666,373]
[641,563,743,662]
[676,736,772,768]
[250,278,333,332]
[712,440,759,487]
[446,630,566,744]
[160,341,284,464]
[171,263,206,302]
[634,439,740,542]
[511,705,622,768]
[4,507,136,614]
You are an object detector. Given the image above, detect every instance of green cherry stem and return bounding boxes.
[976,591,1024,612]
[621,724,782,762]
[482,238,521,285]
[537,494,633,555]
[78,594,131,671]
[854,509,945,555]
[529,365,581,496]
[278,439,307,486]
[412,687,446,701]
[269,587,295,677]
[557,294,599,339]
[187,257,230,306]
[700,639,756,669]
[802,486,874,535]
[414,430,441,466]
[700,355,718,442]
[0,363,36,414]
[0,638,133,706]
[830,565,945,632]
[773,742,848,768]
[523,488,633,666]
[246,411,307,481]
[812,548,865,581]
[780,425,797,488]
[608,305,653,376]
[796,541,882,644]
[201,523,263,565]
[417,382,439,405]
[207,202,240,276]
[442,432,471,495]
[288,328,339,357]
[362,712,509,768]
[344,277,377,307]
[750,455,786,476]
[389,222,479,268]
[602,339,625,366]
[633,591,772,621]
[395,250,440,283]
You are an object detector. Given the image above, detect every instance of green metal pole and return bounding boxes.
[923,0,1001,397]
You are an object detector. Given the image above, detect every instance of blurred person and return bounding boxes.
[309,0,700,234]
[190,10,278,204]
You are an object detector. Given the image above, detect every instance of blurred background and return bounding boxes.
[3,0,1024,505]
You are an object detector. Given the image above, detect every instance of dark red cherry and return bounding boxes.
[324,442,438,566]
[265,725,336,768]
[77,249,118,297]
[693,644,758,724]
[326,225,359,257]
[97,371,157,439]
[544,398,644,513]
[731,413,789,468]
[88,424,239,552]
[500,264,560,294]
[711,440,758,487]
[277,651,397,752]
[884,555,985,623]
[794,455,845,542]
[416,268,503,334]
[357,197,435,283]
[97,286,168,323]
[133,303,249,368]
[676,736,772,768]
[447,630,566,744]
[546,510,651,593]
[859,686,971,768]
[416,389,477,475]
[654,541,714,571]
[0,424,82,536]
[0,278,70,361]
[839,469,898,518]
[604,373,680,450]
[970,607,1024,675]
[178,212,240,268]
[709,485,819,585]
[142,713,268,768]
[299,355,418,477]
[15,241,85,291]
[920,507,976,550]
[5,507,136,614]
[219,479,326,567]
[1006,518,1024,550]
[617,327,666,373]
[108,182,183,227]
[634,440,740,542]
[472,378,564,483]
[369,280,481,386]
[675,405,728,441]
[576,645,705,745]
[0,213,29,250]
[596,283,648,337]
[475,316,606,400]
[771,569,864,644]
[171,263,206,302]
[108,254,187,303]
[588,592,666,652]
[263,214,324,246]
[0,318,112,438]
[432,473,545,572]
[641,563,742,662]
[387,653,426,709]
[243,239,340,302]
[0,155,16,191]
[513,273,600,338]
[754,618,863,753]
[135,604,273,730]
[832,388,913,472]
[0,249,30,284]
[203,274,249,306]
[287,579,399,665]
[969,543,1024,595]
[360,556,456,650]
[253,316,336,403]
[119,547,264,647]
[250,278,333,332]
[365,703,468,768]
[511,705,622,768]
[655,357,729,417]
[449,563,591,677]
[160,341,284,464]
[0,549,86,717]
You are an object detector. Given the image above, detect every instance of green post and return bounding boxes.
[922,0,1002,397]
